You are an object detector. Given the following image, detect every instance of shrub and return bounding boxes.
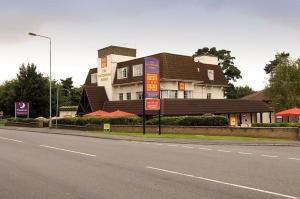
[146,116,228,126]
[252,123,299,127]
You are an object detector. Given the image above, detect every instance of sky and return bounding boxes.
[0,0,300,91]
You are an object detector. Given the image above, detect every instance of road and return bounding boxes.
[0,128,300,199]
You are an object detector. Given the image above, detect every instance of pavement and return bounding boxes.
[1,126,300,146]
[1,128,300,199]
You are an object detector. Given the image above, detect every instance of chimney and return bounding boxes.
[194,55,218,65]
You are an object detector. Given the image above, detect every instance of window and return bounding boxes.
[207,93,212,99]
[207,70,214,81]
[132,64,143,77]
[119,93,123,101]
[136,92,143,100]
[117,67,128,79]
[126,92,131,100]
[160,90,178,99]
[91,73,97,84]
[184,91,192,99]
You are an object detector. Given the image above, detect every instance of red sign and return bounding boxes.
[101,56,107,68]
[178,81,185,91]
[145,99,160,110]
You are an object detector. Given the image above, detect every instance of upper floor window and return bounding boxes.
[119,93,124,101]
[132,64,143,77]
[126,92,131,100]
[184,91,192,99]
[207,93,212,99]
[136,92,143,100]
[208,70,214,81]
[117,67,128,79]
[91,73,97,84]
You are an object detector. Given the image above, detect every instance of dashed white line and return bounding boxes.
[261,154,278,158]
[0,136,24,143]
[217,149,231,153]
[155,143,163,146]
[146,166,299,199]
[198,147,212,151]
[182,146,194,149]
[167,144,178,147]
[39,145,96,157]
[238,152,253,155]
[288,158,300,161]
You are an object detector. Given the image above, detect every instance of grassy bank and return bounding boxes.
[92,131,285,142]
[0,120,6,126]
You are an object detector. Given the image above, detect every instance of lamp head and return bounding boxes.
[28,32,37,36]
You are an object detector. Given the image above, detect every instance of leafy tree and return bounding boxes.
[226,85,254,99]
[58,77,82,106]
[15,63,50,117]
[193,47,242,98]
[265,55,300,111]
[264,52,290,74]
[0,80,18,116]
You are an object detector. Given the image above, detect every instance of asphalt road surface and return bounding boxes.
[0,128,300,199]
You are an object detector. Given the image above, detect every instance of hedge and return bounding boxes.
[252,123,299,127]
[146,116,229,126]
[56,116,142,126]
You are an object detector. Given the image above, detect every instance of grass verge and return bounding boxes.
[91,131,286,142]
[0,119,6,126]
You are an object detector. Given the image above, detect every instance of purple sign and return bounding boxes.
[144,57,160,99]
[15,102,29,116]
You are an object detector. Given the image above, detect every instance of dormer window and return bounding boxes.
[91,73,97,83]
[132,64,143,77]
[117,67,128,79]
[208,70,214,81]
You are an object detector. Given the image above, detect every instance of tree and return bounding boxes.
[15,63,50,117]
[59,77,82,106]
[226,85,255,99]
[0,80,18,116]
[264,52,290,75]
[193,47,242,98]
[265,55,300,111]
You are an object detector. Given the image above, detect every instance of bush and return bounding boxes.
[146,116,228,126]
[252,123,299,127]
[56,116,142,126]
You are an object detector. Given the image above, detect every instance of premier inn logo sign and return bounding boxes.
[15,102,29,116]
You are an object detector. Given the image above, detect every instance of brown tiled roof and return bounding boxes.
[84,68,97,86]
[103,99,273,116]
[113,53,227,86]
[83,86,108,112]
[241,90,270,102]
[98,46,136,58]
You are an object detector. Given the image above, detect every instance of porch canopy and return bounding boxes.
[105,110,137,118]
[275,107,300,117]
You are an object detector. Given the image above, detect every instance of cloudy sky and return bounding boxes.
[1,0,299,90]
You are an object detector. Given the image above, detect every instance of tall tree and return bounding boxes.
[58,77,82,106]
[0,80,18,116]
[193,47,242,98]
[15,63,50,117]
[226,85,255,99]
[264,52,290,75]
[265,55,300,111]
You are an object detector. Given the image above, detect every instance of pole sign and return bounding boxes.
[15,102,29,117]
[144,57,160,110]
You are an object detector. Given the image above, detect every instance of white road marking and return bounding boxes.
[238,152,253,155]
[155,143,163,146]
[131,141,139,144]
[182,146,194,149]
[217,149,231,153]
[39,145,96,157]
[0,136,24,143]
[167,144,178,147]
[288,158,300,161]
[198,147,212,151]
[146,166,299,199]
[261,154,278,158]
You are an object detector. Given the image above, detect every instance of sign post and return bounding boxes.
[144,57,160,135]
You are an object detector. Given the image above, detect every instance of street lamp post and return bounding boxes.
[28,32,52,127]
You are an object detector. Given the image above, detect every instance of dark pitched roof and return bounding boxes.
[84,68,97,86]
[103,99,273,116]
[241,90,270,102]
[113,53,227,86]
[77,86,108,115]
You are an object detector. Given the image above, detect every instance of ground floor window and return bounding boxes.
[126,92,131,100]
[184,91,192,99]
[161,90,178,99]
[136,92,143,100]
[207,93,212,99]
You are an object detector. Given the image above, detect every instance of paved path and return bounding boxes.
[1,128,300,199]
